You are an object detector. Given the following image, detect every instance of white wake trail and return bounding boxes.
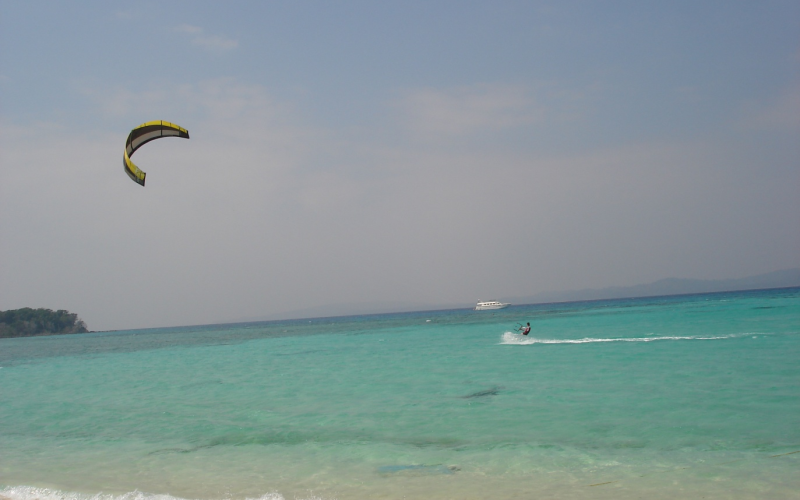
[499,332,749,345]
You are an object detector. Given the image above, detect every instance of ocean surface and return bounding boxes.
[1,288,799,500]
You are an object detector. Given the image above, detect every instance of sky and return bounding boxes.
[1,1,798,331]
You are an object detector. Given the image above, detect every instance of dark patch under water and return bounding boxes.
[462,386,502,398]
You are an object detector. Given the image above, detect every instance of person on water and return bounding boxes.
[517,322,531,335]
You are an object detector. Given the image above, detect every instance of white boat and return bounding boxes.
[475,300,509,311]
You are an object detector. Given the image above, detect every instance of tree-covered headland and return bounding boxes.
[0,308,88,338]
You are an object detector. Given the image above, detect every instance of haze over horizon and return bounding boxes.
[1,2,798,331]
[226,267,800,325]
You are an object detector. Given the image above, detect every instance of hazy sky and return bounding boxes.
[1,1,798,330]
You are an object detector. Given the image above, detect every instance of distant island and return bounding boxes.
[507,268,800,305]
[0,308,88,338]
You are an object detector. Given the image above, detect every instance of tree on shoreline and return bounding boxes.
[0,308,88,338]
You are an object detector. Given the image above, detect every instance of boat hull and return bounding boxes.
[475,302,509,311]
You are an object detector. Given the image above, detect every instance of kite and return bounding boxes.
[123,120,189,186]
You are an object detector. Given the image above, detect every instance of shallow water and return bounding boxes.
[2,288,799,499]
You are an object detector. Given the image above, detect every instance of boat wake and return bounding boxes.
[499,332,753,345]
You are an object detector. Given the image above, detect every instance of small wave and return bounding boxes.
[0,488,198,500]
[499,331,749,345]
[377,464,458,475]
[0,487,328,500]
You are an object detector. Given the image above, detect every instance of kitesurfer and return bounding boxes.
[517,322,531,335]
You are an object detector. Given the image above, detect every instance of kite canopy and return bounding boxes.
[123,120,189,186]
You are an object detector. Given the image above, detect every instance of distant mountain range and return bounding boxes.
[240,268,800,323]
[506,268,800,305]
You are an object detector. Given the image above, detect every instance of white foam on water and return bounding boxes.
[499,331,754,345]
[0,487,331,500]
[0,488,195,500]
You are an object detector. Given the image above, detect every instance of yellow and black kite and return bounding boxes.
[123,120,189,186]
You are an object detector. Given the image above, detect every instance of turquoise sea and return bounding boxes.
[1,288,799,499]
